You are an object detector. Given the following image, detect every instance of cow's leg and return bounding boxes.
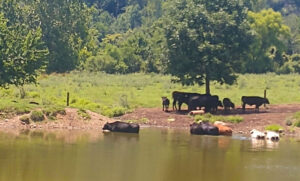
[242,103,246,111]
[178,101,182,111]
[173,99,177,110]
[256,105,259,112]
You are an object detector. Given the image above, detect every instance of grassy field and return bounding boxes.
[1,72,300,117]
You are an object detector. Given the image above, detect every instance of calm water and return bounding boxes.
[0,128,300,181]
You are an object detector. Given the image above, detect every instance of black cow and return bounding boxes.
[190,122,219,136]
[223,98,235,112]
[172,91,202,111]
[103,121,140,133]
[209,95,223,113]
[161,97,170,112]
[188,94,221,113]
[241,96,269,111]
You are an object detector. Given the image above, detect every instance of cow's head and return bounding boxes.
[218,101,223,107]
[264,98,270,104]
[102,122,112,130]
[231,102,235,108]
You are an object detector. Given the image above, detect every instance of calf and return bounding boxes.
[103,121,140,133]
[223,98,235,112]
[242,96,269,111]
[190,122,219,136]
[162,97,170,112]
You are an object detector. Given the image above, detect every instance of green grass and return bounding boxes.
[194,113,244,124]
[265,124,284,131]
[77,109,91,120]
[30,110,45,122]
[1,72,300,117]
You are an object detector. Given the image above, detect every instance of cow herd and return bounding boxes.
[101,91,275,140]
[162,91,270,113]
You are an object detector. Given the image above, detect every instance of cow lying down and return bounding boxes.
[250,129,280,141]
[103,121,140,133]
[265,131,280,141]
[190,122,219,136]
[214,123,232,136]
[250,129,265,139]
[190,121,233,136]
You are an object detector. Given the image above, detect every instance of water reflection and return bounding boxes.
[0,129,103,145]
[250,138,279,151]
[0,128,299,181]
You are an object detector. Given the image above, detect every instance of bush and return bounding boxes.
[77,109,91,120]
[194,113,243,124]
[85,55,118,73]
[43,107,66,117]
[226,116,244,123]
[265,124,283,132]
[101,106,127,117]
[30,110,45,122]
[293,120,300,127]
[19,115,30,124]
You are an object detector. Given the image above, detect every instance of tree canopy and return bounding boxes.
[163,0,253,94]
[1,0,300,88]
[0,0,48,88]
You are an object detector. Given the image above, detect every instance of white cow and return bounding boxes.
[265,131,280,141]
[250,129,265,139]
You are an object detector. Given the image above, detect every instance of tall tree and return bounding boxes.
[0,0,48,88]
[35,0,90,73]
[245,9,290,73]
[164,0,253,94]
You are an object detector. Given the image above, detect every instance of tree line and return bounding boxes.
[1,0,300,93]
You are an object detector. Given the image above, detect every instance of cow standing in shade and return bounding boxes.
[223,98,235,112]
[172,91,202,111]
[242,96,269,112]
[162,97,170,112]
[188,94,221,113]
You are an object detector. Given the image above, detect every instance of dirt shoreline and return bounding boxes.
[1,104,300,137]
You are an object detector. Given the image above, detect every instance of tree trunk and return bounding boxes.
[205,75,210,95]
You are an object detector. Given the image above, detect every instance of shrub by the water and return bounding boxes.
[19,115,30,124]
[293,120,300,127]
[30,110,45,122]
[77,109,91,120]
[194,113,243,123]
[265,124,283,131]
[43,106,66,118]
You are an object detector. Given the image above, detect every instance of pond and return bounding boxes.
[0,128,300,181]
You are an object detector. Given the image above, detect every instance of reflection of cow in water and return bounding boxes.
[242,96,269,111]
[172,91,201,111]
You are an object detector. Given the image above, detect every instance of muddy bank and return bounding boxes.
[1,104,300,137]
[118,104,300,137]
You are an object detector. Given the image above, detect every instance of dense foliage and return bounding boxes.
[1,0,300,88]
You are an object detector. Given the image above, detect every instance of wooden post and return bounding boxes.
[67,92,70,106]
[264,89,266,107]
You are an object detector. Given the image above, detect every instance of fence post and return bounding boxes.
[264,89,267,107]
[67,92,70,106]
